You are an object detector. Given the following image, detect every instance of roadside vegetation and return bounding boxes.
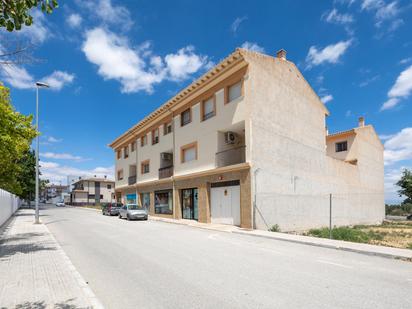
[306,221,412,249]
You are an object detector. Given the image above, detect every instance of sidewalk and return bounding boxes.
[0,209,103,309]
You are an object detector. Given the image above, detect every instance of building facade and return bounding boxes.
[69,177,115,206]
[109,48,384,231]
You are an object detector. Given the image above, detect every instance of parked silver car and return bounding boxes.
[118,204,148,221]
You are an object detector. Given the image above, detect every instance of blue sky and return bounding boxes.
[0,0,411,203]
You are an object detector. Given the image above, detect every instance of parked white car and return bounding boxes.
[56,201,65,207]
[118,204,148,221]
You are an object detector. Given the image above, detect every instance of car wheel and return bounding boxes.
[118,214,122,219]
[127,214,130,221]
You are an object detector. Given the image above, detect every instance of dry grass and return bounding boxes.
[308,220,412,250]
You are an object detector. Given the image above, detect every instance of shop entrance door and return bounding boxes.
[181,188,198,220]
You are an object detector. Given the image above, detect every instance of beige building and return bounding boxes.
[69,177,115,206]
[109,48,384,231]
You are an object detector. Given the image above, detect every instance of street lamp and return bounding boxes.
[34,81,49,224]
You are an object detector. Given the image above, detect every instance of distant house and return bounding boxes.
[69,177,115,206]
[42,184,69,203]
[108,48,384,231]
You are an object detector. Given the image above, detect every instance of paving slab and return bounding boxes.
[0,209,103,309]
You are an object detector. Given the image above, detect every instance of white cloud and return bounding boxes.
[361,0,403,33]
[384,165,409,203]
[40,161,114,184]
[241,41,265,53]
[42,71,75,91]
[40,152,84,161]
[67,13,82,28]
[381,64,412,110]
[82,27,210,93]
[47,136,62,143]
[359,74,380,87]
[231,16,247,33]
[1,65,34,89]
[320,94,334,104]
[322,8,354,24]
[164,46,210,81]
[383,127,412,165]
[17,10,50,43]
[399,57,412,65]
[305,40,352,69]
[76,0,133,31]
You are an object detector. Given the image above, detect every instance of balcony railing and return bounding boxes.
[128,175,136,185]
[159,165,173,179]
[215,146,246,168]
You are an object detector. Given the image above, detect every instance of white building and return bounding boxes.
[109,48,384,231]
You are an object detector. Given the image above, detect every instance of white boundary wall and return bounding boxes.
[0,188,21,227]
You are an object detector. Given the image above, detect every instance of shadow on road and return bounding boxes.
[0,232,45,245]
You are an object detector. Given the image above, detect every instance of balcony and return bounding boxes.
[215,146,246,168]
[159,165,173,179]
[128,175,136,185]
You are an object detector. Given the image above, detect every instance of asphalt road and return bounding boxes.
[41,206,412,309]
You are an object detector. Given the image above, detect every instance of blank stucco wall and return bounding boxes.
[244,52,384,231]
[0,189,20,227]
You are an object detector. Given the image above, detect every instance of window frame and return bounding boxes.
[123,146,129,159]
[163,122,172,135]
[201,95,216,121]
[180,108,192,127]
[131,141,136,152]
[335,141,348,152]
[225,79,244,104]
[141,160,150,174]
[117,169,124,180]
[154,190,173,215]
[117,150,121,159]
[140,134,147,147]
[180,142,198,163]
[152,128,160,145]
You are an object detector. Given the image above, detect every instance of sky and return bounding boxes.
[0,0,411,203]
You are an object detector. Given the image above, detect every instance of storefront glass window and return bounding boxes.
[141,192,150,210]
[154,190,173,214]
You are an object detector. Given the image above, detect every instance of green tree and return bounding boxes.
[16,150,36,201]
[396,169,412,204]
[0,82,37,194]
[0,0,58,31]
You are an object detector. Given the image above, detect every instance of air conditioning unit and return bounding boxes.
[224,131,238,144]
[160,152,173,161]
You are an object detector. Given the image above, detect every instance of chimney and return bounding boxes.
[94,175,96,178]
[104,175,107,179]
[276,49,287,60]
[358,116,365,127]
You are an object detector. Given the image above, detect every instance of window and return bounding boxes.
[107,184,112,189]
[155,190,173,214]
[131,141,136,152]
[202,96,215,121]
[124,146,129,159]
[335,141,348,152]
[141,160,150,174]
[117,169,124,180]
[181,142,197,163]
[117,150,121,159]
[226,80,242,103]
[88,194,95,199]
[141,192,150,210]
[181,108,191,126]
[141,134,147,147]
[152,128,159,145]
[164,122,172,135]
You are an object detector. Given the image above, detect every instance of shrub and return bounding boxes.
[407,243,412,250]
[268,224,280,232]
[307,227,380,243]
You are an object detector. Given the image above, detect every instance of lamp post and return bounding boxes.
[34,82,49,224]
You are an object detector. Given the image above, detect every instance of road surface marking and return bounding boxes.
[317,259,353,269]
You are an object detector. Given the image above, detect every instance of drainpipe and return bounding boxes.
[253,168,261,229]
[169,108,176,218]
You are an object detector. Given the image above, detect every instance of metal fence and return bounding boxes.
[0,188,21,227]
